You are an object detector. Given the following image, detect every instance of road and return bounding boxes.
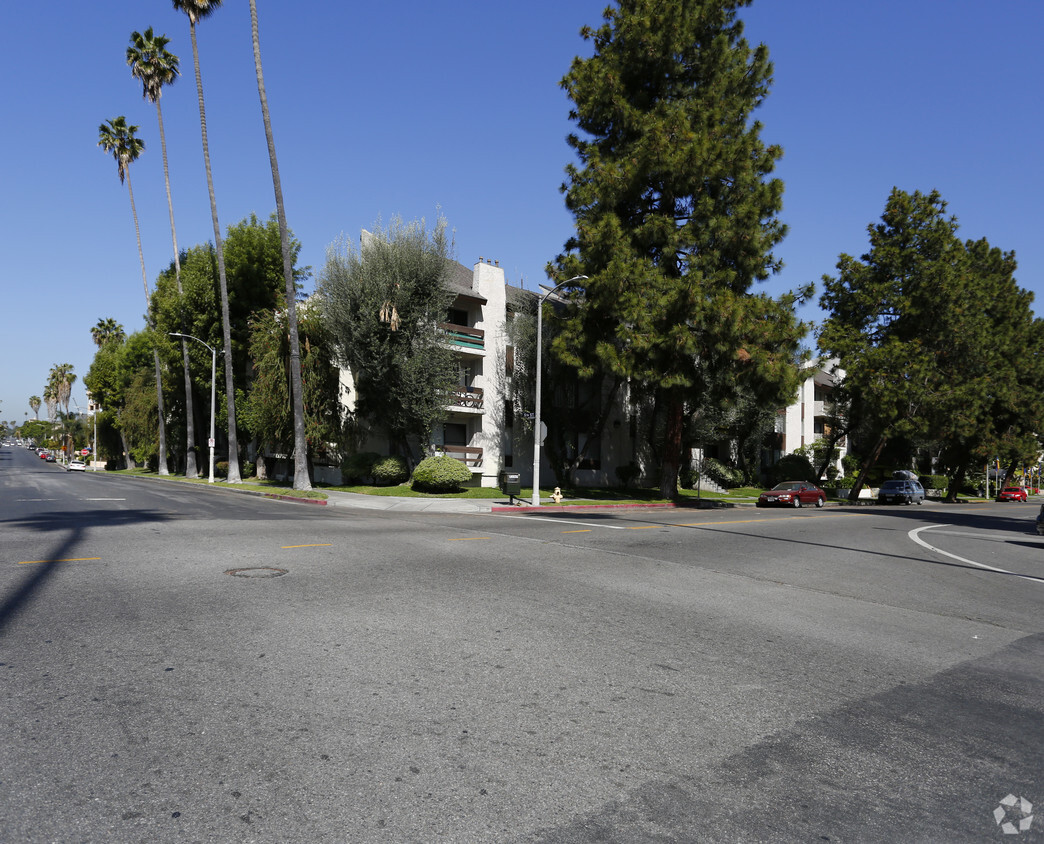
[1,443,1041,842]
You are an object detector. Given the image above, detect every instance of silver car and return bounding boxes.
[877,479,925,505]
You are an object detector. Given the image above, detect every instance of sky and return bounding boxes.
[2,1,1042,427]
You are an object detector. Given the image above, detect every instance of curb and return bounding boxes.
[491,500,751,514]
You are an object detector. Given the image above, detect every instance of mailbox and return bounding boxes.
[499,471,522,496]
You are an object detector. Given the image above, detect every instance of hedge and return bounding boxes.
[411,454,473,492]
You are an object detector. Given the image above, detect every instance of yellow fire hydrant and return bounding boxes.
[551,487,563,504]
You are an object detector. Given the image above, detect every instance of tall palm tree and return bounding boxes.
[128,27,199,479]
[29,396,41,420]
[171,0,241,483]
[248,0,310,491]
[91,317,125,348]
[97,116,170,475]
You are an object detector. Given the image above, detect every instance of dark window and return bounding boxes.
[504,400,514,428]
[444,423,467,446]
[447,308,469,327]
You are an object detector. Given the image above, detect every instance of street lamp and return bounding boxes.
[169,333,218,483]
[532,275,587,507]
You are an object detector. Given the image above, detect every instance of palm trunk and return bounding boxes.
[849,433,887,501]
[126,169,169,475]
[250,0,311,491]
[189,20,240,483]
[156,96,197,479]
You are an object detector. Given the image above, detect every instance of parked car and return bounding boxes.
[67,460,87,472]
[44,453,57,463]
[757,481,826,508]
[877,479,925,505]
[38,450,49,460]
[998,486,1028,502]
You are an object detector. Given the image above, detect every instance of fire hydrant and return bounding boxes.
[551,487,563,504]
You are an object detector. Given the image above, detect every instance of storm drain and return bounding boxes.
[225,567,288,578]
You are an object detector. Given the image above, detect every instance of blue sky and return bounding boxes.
[2,1,1041,426]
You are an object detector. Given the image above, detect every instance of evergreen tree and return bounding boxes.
[551,0,808,498]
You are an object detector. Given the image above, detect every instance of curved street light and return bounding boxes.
[532,275,587,507]
[169,333,219,483]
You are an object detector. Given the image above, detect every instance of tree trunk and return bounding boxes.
[945,460,967,503]
[250,0,311,492]
[849,433,887,501]
[125,168,169,476]
[189,19,240,483]
[658,398,684,500]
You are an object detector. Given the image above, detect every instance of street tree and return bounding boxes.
[91,318,126,348]
[319,217,457,465]
[550,0,809,498]
[128,26,199,479]
[247,0,310,490]
[172,0,241,483]
[29,395,40,420]
[818,188,1044,499]
[97,116,170,475]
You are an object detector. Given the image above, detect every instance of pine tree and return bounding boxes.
[551,0,808,498]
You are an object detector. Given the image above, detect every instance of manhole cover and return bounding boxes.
[225,567,288,578]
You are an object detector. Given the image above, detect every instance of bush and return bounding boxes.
[616,462,640,489]
[242,461,255,479]
[372,455,409,486]
[215,461,228,479]
[341,451,381,484]
[919,474,948,490]
[770,453,815,485]
[702,457,744,489]
[411,454,473,492]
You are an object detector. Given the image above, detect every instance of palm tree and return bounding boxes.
[172,0,241,483]
[128,27,199,479]
[91,318,125,347]
[248,0,310,491]
[29,396,41,420]
[97,116,170,475]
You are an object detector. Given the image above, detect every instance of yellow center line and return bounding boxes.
[627,525,663,530]
[281,544,334,549]
[449,537,490,541]
[562,529,591,534]
[18,557,101,566]
[676,513,864,528]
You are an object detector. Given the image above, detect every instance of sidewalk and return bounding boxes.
[321,489,497,514]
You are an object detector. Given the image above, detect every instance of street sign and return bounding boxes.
[208,438,215,448]
[521,412,535,420]
[80,449,89,456]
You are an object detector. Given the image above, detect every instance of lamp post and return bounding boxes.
[532,276,587,507]
[169,333,218,483]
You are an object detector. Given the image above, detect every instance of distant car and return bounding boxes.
[998,486,1028,502]
[38,450,49,460]
[68,460,87,472]
[877,479,925,505]
[44,453,57,463]
[757,481,826,508]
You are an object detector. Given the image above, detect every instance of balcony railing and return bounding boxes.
[440,323,485,350]
[449,386,484,409]
[436,445,483,467]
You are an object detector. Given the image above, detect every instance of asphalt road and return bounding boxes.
[1,443,1041,843]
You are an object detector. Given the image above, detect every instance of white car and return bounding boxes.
[68,460,87,472]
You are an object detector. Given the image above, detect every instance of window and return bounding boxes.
[447,308,469,327]
[444,423,468,446]
[504,399,514,428]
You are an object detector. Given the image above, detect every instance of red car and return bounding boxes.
[997,486,1028,502]
[38,450,49,460]
[757,481,826,508]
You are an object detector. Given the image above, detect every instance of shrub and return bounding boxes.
[147,453,160,473]
[919,474,948,490]
[341,451,381,484]
[372,455,409,486]
[770,453,815,485]
[215,461,229,479]
[616,462,640,489]
[702,457,744,489]
[242,461,255,479]
[411,454,473,492]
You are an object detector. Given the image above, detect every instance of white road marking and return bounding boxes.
[83,498,126,502]
[909,524,1044,584]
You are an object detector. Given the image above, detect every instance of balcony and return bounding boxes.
[436,445,483,468]
[448,386,484,410]
[441,323,485,350]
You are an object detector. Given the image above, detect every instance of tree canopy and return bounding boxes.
[550,0,809,497]
[318,216,457,463]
